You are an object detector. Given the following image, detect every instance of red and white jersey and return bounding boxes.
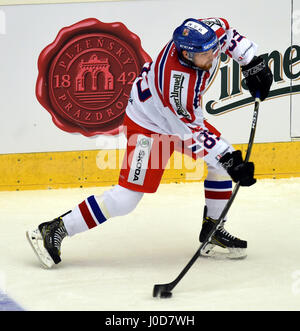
[126,17,257,166]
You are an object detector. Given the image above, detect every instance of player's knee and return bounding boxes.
[96,185,144,217]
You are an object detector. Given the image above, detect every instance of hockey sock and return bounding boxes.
[204,179,232,221]
[62,185,143,236]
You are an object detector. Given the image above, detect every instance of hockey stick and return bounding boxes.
[153,93,261,298]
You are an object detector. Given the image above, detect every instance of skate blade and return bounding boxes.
[200,244,247,260]
[26,229,55,269]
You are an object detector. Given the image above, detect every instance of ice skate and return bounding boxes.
[199,209,247,259]
[26,217,68,268]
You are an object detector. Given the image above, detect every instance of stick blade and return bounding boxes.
[153,284,173,298]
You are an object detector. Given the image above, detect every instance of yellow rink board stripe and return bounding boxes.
[0,141,299,191]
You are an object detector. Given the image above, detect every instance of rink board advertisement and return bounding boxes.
[0,0,300,190]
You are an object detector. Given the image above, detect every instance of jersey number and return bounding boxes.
[136,63,152,102]
[228,29,244,52]
[196,130,217,149]
[137,79,152,102]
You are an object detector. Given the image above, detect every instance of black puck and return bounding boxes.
[160,291,172,298]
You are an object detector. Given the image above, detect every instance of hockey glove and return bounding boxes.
[242,56,273,101]
[219,150,256,187]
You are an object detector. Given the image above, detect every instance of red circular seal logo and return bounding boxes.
[36,18,151,136]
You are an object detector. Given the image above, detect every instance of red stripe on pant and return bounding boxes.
[78,200,97,229]
[205,190,232,200]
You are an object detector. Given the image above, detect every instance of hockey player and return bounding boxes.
[27,18,273,268]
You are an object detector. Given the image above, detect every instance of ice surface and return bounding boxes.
[1,178,300,311]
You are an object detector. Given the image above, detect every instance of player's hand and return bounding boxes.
[242,56,273,101]
[219,150,256,186]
